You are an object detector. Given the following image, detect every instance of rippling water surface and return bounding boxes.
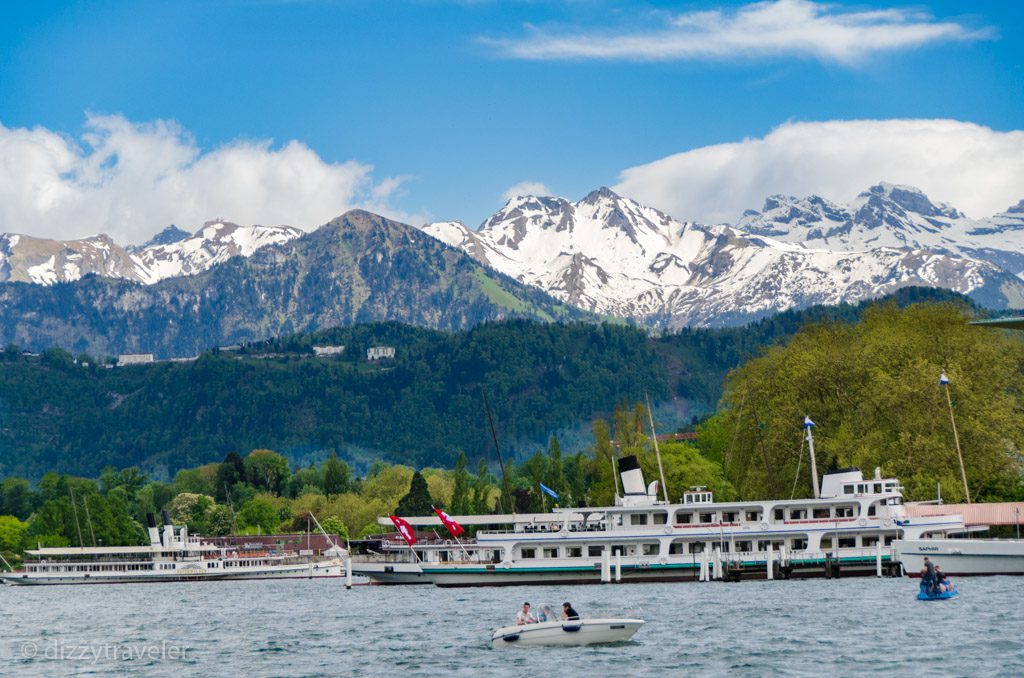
[2,576,1021,676]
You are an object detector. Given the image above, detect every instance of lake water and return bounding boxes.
[2,576,1021,676]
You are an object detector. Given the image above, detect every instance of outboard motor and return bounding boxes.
[146,513,161,547]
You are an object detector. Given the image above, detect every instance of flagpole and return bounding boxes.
[432,506,470,560]
[940,371,971,504]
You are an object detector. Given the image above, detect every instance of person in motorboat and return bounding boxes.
[561,602,580,621]
[538,605,557,622]
[935,566,954,593]
[516,602,537,625]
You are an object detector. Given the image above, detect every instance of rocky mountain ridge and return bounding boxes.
[422,184,1024,327]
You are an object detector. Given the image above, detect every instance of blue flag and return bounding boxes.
[539,483,560,500]
[804,415,815,429]
[939,371,950,386]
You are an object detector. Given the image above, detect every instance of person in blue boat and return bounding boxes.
[920,557,937,593]
[561,602,580,620]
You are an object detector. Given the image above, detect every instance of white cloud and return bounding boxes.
[483,0,988,64]
[613,119,1024,223]
[0,114,415,243]
[502,181,552,202]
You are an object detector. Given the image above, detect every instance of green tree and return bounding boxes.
[237,496,283,534]
[215,452,246,501]
[243,450,292,495]
[320,516,350,542]
[547,435,566,502]
[167,493,215,533]
[99,467,148,502]
[322,452,351,496]
[704,302,1024,501]
[471,458,494,514]
[287,465,325,499]
[396,471,434,516]
[1,477,36,520]
[449,452,471,515]
[205,504,235,536]
[0,515,28,564]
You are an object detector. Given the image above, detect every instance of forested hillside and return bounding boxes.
[0,288,992,480]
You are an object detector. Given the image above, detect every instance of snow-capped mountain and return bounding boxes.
[736,183,1024,277]
[131,220,302,284]
[423,187,1024,327]
[0,221,301,285]
[0,233,143,284]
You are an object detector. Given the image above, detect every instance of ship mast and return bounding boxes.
[644,393,670,503]
[804,416,820,499]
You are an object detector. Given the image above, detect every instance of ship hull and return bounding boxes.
[423,555,895,587]
[350,561,431,585]
[895,538,1024,576]
[0,562,349,586]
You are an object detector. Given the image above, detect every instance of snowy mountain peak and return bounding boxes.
[580,186,621,204]
[424,186,1024,327]
[137,225,190,250]
[133,221,302,283]
[0,220,302,285]
[855,183,963,220]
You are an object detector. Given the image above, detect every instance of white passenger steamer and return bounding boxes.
[409,456,964,587]
[1,512,346,585]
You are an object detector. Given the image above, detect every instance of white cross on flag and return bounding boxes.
[433,507,465,537]
[389,515,417,547]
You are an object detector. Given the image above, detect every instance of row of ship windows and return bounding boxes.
[29,564,155,572]
[845,482,898,495]
[28,559,270,573]
[624,501,899,527]
[517,535,897,559]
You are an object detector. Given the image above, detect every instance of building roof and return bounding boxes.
[968,317,1024,330]
[905,502,1024,526]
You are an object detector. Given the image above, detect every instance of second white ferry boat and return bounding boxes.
[406,456,964,587]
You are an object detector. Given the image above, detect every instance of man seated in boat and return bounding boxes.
[516,602,538,625]
[935,566,952,593]
[561,602,580,620]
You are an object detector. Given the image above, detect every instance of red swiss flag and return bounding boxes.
[389,515,417,547]
[433,507,465,538]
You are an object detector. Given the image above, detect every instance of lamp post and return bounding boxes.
[940,371,971,504]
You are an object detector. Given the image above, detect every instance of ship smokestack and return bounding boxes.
[618,455,646,495]
[162,510,174,548]
[146,512,161,547]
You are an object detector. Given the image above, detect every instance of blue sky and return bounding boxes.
[0,0,1022,241]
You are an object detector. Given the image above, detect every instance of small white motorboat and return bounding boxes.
[490,618,644,648]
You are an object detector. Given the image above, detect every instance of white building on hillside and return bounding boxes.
[366,346,395,361]
[314,345,345,357]
[118,353,154,366]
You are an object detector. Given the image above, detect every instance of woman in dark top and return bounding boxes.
[561,602,580,620]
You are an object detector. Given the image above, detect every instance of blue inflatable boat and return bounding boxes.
[917,583,959,601]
